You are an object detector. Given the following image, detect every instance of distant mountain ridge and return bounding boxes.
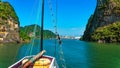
[20,24,56,41]
[83,0,120,43]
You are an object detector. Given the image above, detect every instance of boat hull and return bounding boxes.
[9,55,59,68]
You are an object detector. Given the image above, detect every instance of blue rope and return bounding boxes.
[23,0,38,56]
[29,0,42,55]
[29,24,39,55]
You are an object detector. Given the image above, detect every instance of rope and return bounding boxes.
[29,0,42,55]
[58,44,67,68]
[16,0,41,57]
[16,0,40,56]
[54,0,58,58]
[46,0,67,64]
[23,0,38,56]
[10,0,38,63]
[47,0,58,57]
[47,1,67,68]
[29,31,36,55]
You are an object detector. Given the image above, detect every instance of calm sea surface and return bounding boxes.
[0,39,120,68]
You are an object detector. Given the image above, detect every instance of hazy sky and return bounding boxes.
[4,0,96,36]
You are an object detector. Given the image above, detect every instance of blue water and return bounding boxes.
[16,39,120,68]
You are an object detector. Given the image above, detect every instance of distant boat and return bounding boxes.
[9,0,59,68]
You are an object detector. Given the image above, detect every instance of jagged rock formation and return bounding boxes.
[0,2,20,43]
[83,0,120,43]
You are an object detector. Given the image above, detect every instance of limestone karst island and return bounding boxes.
[1,0,120,68]
[0,1,56,43]
[0,2,19,43]
[83,0,120,43]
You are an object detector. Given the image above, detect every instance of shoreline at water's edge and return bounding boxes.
[0,40,30,44]
[80,39,120,44]
[0,38,57,44]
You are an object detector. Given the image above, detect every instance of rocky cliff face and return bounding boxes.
[83,0,120,41]
[0,2,20,43]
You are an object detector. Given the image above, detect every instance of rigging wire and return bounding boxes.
[58,44,67,68]
[57,35,67,68]
[47,0,67,68]
[55,0,58,58]
[9,0,38,63]
[29,0,43,55]
[3,0,39,55]
[16,0,40,56]
[29,26,36,55]
[47,0,57,57]
[23,0,38,56]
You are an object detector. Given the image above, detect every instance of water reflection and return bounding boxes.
[16,40,120,68]
[87,42,120,68]
[17,40,40,60]
[0,44,4,46]
[61,40,89,68]
[0,43,20,68]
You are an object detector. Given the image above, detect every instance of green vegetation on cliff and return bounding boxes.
[43,30,56,39]
[91,22,120,43]
[0,2,20,43]
[0,2,56,43]
[20,24,41,38]
[20,24,56,41]
[0,2,18,22]
[83,0,120,43]
[20,30,31,42]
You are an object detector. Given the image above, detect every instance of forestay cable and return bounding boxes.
[24,0,38,56]
[47,0,67,68]
[29,0,42,55]
[47,0,58,57]
[11,0,38,62]
[58,44,67,68]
